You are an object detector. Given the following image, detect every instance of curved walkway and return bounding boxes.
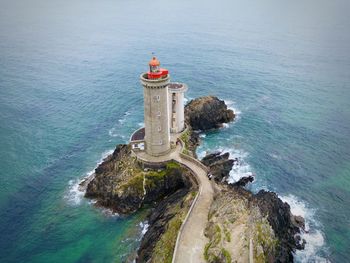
[133,141,214,263]
[172,154,214,263]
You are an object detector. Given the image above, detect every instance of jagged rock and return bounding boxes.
[136,188,191,263]
[253,190,306,262]
[85,144,192,214]
[201,152,236,182]
[185,96,235,130]
[292,215,306,230]
[231,175,254,187]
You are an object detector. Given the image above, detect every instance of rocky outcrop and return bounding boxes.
[185,96,235,130]
[252,190,306,261]
[136,186,196,263]
[231,175,254,187]
[205,185,305,263]
[85,144,196,215]
[201,148,305,262]
[201,152,236,182]
[205,186,277,263]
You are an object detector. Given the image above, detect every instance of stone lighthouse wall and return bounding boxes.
[141,74,171,156]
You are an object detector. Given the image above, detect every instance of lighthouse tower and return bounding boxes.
[140,57,171,156]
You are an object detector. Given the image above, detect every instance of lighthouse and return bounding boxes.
[140,57,171,156]
[130,57,188,157]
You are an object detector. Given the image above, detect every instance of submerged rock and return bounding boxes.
[185,96,235,130]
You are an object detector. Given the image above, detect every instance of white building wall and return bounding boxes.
[168,84,187,133]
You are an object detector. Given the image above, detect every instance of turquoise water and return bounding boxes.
[1,0,349,262]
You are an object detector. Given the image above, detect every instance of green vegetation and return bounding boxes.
[153,210,183,263]
[166,161,181,170]
[203,224,223,262]
[221,248,232,263]
[223,226,231,242]
[253,219,278,263]
[214,224,222,245]
[144,161,182,188]
[204,243,211,261]
[152,193,195,263]
[180,130,191,155]
[120,173,144,193]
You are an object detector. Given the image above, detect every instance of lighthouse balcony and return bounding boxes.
[130,127,145,151]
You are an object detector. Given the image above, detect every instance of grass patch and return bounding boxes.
[221,248,232,263]
[120,173,144,193]
[153,214,183,263]
[204,243,211,261]
[180,130,191,155]
[214,224,222,245]
[152,192,193,263]
[223,227,231,242]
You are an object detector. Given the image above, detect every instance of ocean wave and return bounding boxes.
[224,99,241,122]
[108,127,128,139]
[118,110,131,124]
[64,149,114,206]
[225,148,253,183]
[139,221,149,236]
[65,178,86,206]
[108,110,134,138]
[280,195,328,263]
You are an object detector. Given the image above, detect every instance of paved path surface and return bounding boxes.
[133,138,214,263]
[172,155,214,263]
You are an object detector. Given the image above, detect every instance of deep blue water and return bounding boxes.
[1,0,349,262]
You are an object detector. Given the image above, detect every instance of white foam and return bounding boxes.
[199,133,206,138]
[99,207,119,217]
[222,123,230,128]
[139,221,149,235]
[184,96,193,104]
[117,111,131,124]
[198,146,253,183]
[280,195,328,262]
[225,148,253,183]
[224,99,241,121]
[108,127,128,140]
[64,149,114,206]
[137,221,149,241]
[65,179,86,205]
[270,153,282,160]
[138,122,144,127]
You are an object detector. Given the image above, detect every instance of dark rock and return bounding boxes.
[136,188,190,263]
[201,152,235,182]
[85,144,192,214]
[231,175,254,187]
[187,130,201,157]
[185,96,235,130]
[253,190,305,262]
[291,215,305,230]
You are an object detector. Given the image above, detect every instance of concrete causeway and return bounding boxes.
[133,136,214,263]
[172,154,214,263]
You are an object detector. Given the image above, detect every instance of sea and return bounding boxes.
[0,0,349,262]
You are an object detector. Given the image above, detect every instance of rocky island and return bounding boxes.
[81,95,306,263]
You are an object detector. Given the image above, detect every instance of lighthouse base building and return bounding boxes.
[130,57,188,157]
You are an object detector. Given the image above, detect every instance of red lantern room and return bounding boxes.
[147,57,169,79]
